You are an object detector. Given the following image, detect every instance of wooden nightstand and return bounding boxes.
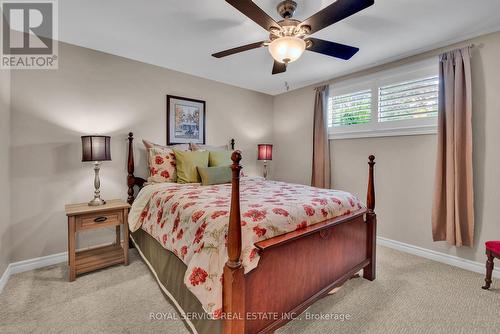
[65,199,131,281]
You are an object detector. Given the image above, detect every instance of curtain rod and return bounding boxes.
[441,43,474,54]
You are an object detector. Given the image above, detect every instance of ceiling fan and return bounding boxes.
[212,0,374,74]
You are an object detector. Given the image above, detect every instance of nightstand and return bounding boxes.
[65,199,131,281]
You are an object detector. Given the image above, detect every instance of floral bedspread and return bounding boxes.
[128,177,365,318]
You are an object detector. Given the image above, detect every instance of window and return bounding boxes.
[328,59,439,139]
[378,77,439,122]
[329,90,371,127]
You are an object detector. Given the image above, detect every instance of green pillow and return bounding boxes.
[197,166,232,186]
[209,150,232,167]
[173,150,209,183]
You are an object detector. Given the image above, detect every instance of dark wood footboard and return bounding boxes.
[246,211,368,333]
[224,153,376,334]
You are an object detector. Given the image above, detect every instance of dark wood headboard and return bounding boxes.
[126,132,236,204]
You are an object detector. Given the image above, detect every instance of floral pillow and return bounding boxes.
[147,147,177,183]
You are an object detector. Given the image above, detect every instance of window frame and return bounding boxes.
[328,58,439,140]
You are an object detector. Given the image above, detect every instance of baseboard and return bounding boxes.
[377,236,500,278]
[0,252,68,294]
[0,265,11,293]
[9,251,68,275]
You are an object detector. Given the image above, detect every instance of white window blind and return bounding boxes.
[329,89,372,127]
[327,58,439,139]
[378,76,439,122]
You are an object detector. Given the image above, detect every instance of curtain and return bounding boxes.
[311,85,331,189]
[432,46,474,247]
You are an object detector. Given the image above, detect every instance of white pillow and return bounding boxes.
[142,139,189,151]
[189,142,229,152]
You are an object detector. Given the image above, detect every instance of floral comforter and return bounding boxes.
[128,177,365,318]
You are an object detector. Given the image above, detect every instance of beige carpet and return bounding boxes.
[1,246,499,334]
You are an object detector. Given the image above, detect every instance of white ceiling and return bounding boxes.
[59,0,500,95]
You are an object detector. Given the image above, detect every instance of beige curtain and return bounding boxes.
[311,85,331,188]
[432,47,474,247]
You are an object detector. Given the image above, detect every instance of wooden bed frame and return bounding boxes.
[126,132,377,334]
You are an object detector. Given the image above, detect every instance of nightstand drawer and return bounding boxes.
[76,211,122,231]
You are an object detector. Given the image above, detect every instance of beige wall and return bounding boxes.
[6,31,500,266]
[9,42,273,262]
[0,68,10,274]
[273,31,500,263]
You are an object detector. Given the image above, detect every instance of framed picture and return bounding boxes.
[166,95,206,145]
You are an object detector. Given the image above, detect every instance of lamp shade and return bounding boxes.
[268,36,306,64]
[81,136,111,162]
[258,144,273,161]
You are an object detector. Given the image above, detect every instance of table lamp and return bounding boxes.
[257,144,273,180]
[81,135,111,206]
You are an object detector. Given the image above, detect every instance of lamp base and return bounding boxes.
[88,197,106,206]
[88,161,106,206]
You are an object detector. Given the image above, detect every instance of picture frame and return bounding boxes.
[166,95,206,145]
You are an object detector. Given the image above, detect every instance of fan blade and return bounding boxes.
[225,0,280,31]
[300,0,374,34]
[212,41,265,58]
[272,61,287,75]
[306,38,359,60]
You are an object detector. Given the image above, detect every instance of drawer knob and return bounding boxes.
[94,216,108,223]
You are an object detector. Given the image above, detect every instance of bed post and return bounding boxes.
[223,150,245,334]
[230,138,235,150]
[127,132,136,205]
[364,155,377,281]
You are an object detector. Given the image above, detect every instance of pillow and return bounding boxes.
[209,150,232,167]
[173,150,209,183]
[190,142,229,152]
[197,166,232,186]
[143,139,189,152]
[147,147,177,183]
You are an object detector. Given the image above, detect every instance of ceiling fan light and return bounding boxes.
[268,36,306,64]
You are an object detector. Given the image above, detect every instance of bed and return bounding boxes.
[126,132,377,334]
